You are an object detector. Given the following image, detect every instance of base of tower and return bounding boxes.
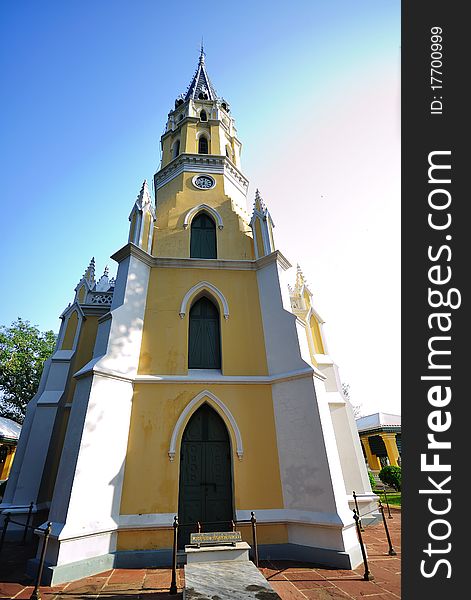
[30,541,363,586]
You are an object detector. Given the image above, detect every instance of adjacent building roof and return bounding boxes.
[0,416,21,442]
[356,412,401,434]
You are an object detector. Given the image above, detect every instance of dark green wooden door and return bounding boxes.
[188,297,221,369]
[178,404,233,548]
[190,213,217,259]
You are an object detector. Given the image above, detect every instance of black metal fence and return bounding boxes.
[351,491,398,582]
[0,507,52,600]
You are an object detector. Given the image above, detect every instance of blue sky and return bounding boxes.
[0,1,400,414]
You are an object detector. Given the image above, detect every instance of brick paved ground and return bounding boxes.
[0,508,401,599]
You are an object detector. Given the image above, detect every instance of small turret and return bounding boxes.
[128,180,156,253]
[250,189,276,258]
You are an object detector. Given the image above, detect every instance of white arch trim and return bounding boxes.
[183,204,224,230]
[179,281,229,319]
[168,390,243,461]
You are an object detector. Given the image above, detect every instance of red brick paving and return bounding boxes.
[0,508,401,599]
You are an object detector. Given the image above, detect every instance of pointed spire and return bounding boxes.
[96,265,111,292]
[295,264,306,290]
[184,47,218,101]
[83,257,95,286]
[199,38,205,64]
[136,179,151,209]
[253,189,266,213]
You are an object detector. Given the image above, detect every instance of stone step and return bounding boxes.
[184,560,280,599]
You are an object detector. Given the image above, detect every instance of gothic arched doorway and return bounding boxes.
[177,403,234,548]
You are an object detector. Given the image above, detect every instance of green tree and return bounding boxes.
[0,318,56,423]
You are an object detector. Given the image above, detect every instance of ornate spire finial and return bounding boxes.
[135,179,151,208]
[82,257,96,286]
[199,38,205,63]
[253,188,266,213]
[295,264,306,289]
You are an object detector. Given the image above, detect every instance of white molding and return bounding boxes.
[179,281,230,319]
[73,365,323,385]
[183,203,223,229]
[110,243,292,273]
[116,508,353,531]
[168,389,243,461]
[119,513,175,529]
[154,154,249,194]
[135,366,322,384]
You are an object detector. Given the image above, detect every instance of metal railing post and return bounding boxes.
[383,489,392,518]
[379,500,396,556]
[29,521,52,600]
[353,491,364,531]
[0,512,11,554]
[169,516,178,595]
[353,510,373,581]
[250,511,259,567]
[22,502,34,545]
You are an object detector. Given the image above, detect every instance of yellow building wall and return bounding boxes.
[254,219,265,258]
[141,212,151,250]
[117,523,288,552]
[138,267,267,376]
[152,172,254,260]
[61,311,79,350]
[310,316,325,355]
[120,383,284,515]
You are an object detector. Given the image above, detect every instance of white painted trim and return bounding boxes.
[168,389,243,461]
[119,513,175,529]
[116,508,353,531]
[135,366,322,384]
[183,203,223,229]
[179,281,230,319]
[235,508,353,529]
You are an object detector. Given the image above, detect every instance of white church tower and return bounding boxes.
[1,49,375,584]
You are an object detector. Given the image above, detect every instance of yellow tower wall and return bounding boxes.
[118,383,287,550]
[138,267,267,376]
[153,172,254,260]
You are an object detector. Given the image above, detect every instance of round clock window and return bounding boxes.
[192,175,215,190]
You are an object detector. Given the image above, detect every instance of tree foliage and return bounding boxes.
[0,319,56,423]
[379,465,402,491]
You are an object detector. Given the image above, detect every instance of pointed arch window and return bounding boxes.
[190,212,217,259]
[200,110,208,122]
[188,296,221,369]
[198,136,209,154]
[173,139,180,158]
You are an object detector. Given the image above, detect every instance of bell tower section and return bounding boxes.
[153,48,252,260]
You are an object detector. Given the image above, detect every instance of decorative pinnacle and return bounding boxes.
[136,179,151,207]
[254,188,266,212]
[295,264,306,289]
[199,38,205,63]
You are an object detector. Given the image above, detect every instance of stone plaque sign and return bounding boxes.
[190,531,242,547]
